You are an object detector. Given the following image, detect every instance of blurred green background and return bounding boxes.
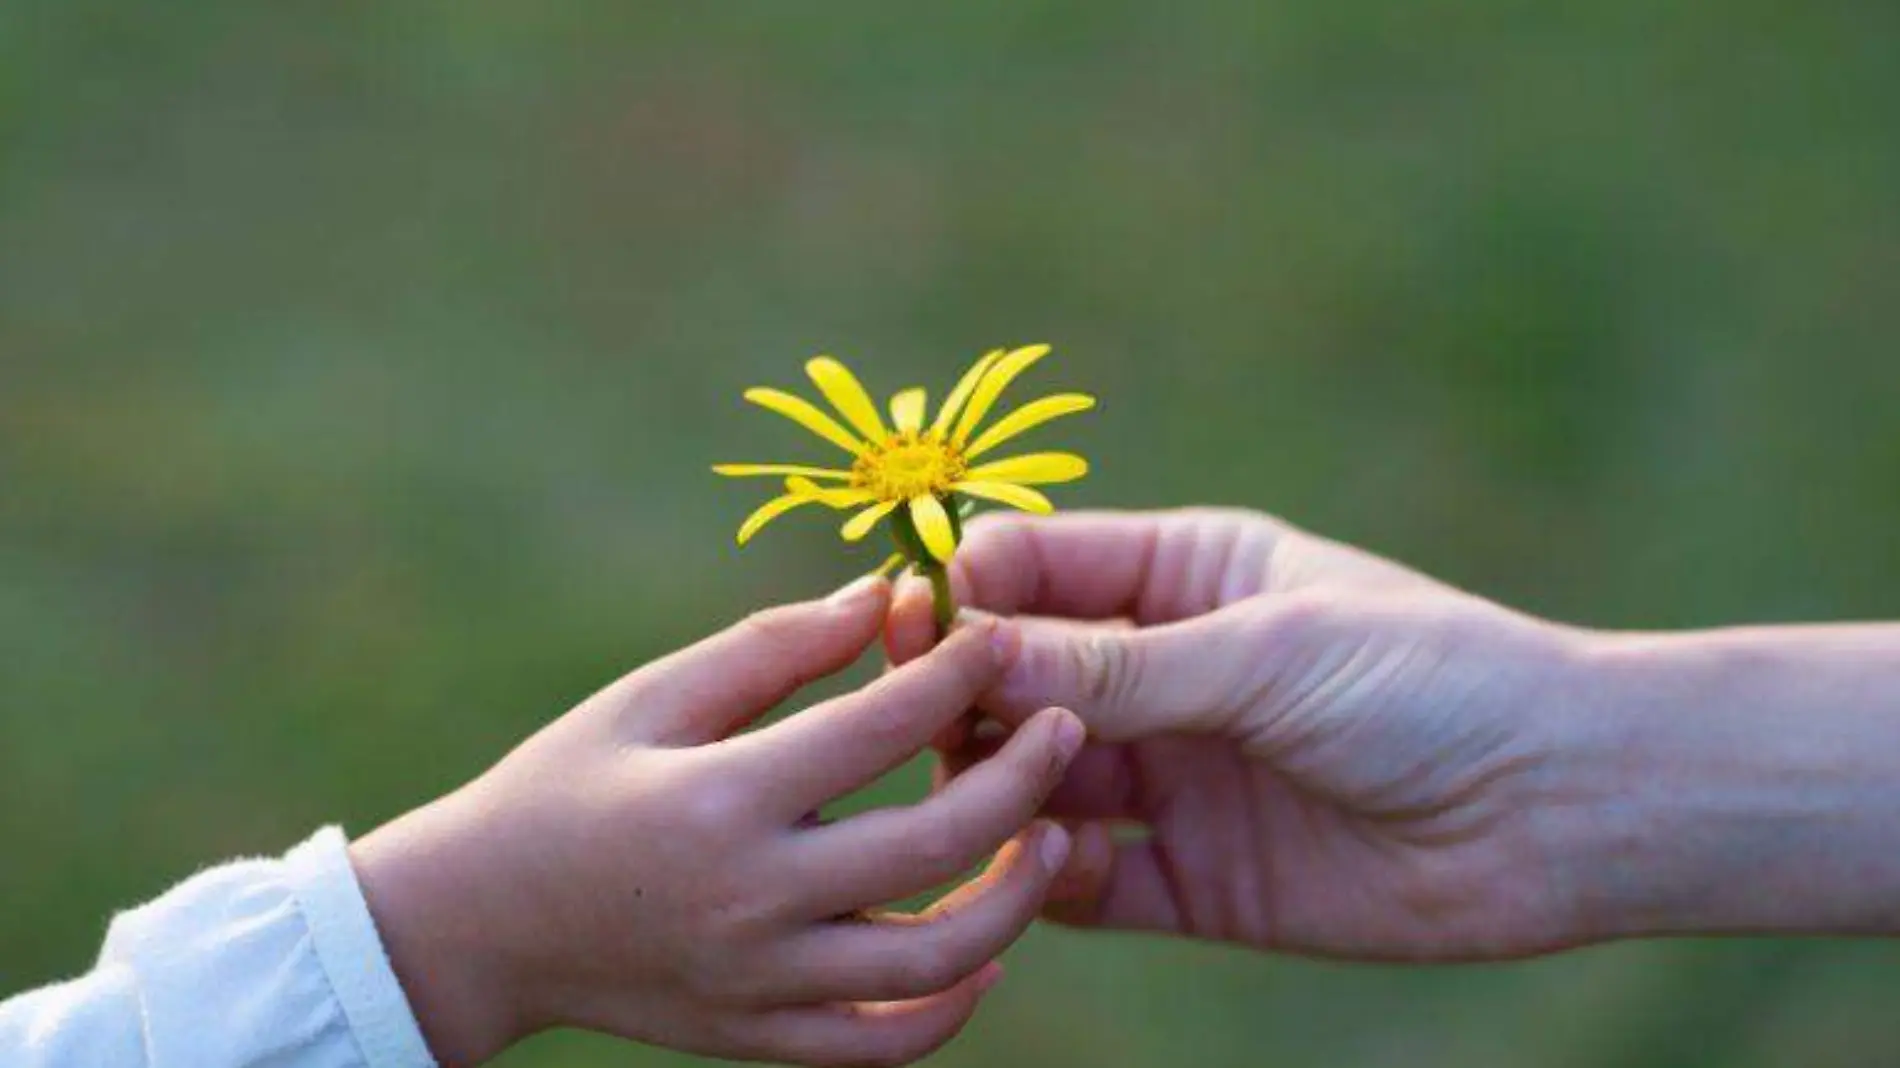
[5,3,1900,1065]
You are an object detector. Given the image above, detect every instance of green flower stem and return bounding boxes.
[888,495,962,642]
[925,564,955,638]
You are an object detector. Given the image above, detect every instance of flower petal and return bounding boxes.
[963,393,1096,460]
[841,500,899,542]
[889,388,927,435]
[909,495,958,562]
[951,344,1051,446]
[806,356,890,443]
[744,388,870,455]
[952,480,1055,514]
[872,552,907,578]
[713,463,854,479]
[736,493,812,545]
[930,348,1005,438]
[786,476,876,509]
[963,451,1089,485]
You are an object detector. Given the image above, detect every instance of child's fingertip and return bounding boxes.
[892,573,934,612]
[972,961,1005,994]
[882,583,938,660]
[1049,707,1085,764]
[827,573,888,608]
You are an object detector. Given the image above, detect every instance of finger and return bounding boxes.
[1039,744,1139,820]
[761,822,1069,1004]
[949,508,1284,624]
[938,734,1139,822]
[610,576,889,745]
[1045,819,1117,906]
[1041,835,1182,934]
[974,601,1270,741]
[884,577,976,751]
[890,596,1135,754]
[726,620,1016,817]
[932,728,997,782]
[790,707,1083,914]
[734,963,1003,1068]
[883,575,939,669]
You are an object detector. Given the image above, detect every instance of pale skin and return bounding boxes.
[349,576,1085,1067]
[886,507,1900,960]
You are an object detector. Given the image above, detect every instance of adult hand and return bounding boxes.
[887,508,1602,961]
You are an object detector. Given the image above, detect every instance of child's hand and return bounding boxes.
[348,576,1081,1067]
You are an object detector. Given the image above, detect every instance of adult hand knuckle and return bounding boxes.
[1071,631,1137,706]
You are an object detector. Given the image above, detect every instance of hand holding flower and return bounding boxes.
[351,579,1081,1066]
[889,508,1593,959]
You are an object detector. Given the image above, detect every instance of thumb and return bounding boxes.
[974,601,1269,741]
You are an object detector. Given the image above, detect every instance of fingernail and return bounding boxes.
[826,574,883,606]
[951,606,993,630]
[1038,822,1073,874]
[1051,710,1085,763]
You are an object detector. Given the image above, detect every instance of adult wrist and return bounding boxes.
[1556,625,1900,943]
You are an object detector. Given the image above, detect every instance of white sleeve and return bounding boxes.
[0,827,437,1068]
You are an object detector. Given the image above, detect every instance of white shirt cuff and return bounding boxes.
[283,828,437,1068]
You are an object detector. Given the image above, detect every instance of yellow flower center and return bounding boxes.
[854,433,964,501]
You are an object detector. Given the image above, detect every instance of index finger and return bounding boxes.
[725,620,1016,816]
[946,508,1282,625]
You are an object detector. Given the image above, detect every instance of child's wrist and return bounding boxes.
[350,789,531,1068]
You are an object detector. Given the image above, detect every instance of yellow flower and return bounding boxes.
[714,344,1093,565]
